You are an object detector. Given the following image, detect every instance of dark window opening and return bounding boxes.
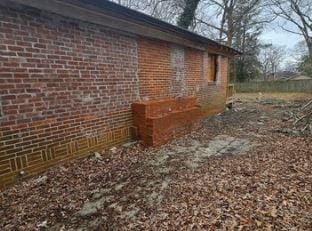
[208,54,218,83]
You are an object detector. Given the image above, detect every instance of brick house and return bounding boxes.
[0,0,240,187]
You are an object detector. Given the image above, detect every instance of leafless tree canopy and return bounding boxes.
[259,44,285,80]
[270,0,312,57]
[111,0,184,24]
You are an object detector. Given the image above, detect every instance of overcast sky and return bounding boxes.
[260,18,302,49]
[260,29,301,49]
[260,20,305,67]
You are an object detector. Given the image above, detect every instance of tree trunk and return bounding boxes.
[307,39,312,58]
[177,0,201,29]
[225,3,234,47]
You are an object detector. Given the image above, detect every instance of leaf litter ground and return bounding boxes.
[1,93,311,230]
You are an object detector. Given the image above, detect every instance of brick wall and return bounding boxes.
[0,7,139,186]
[185,47,204,97]
[0,6,229,187]
[137,38,172,99]
[201,54,229,113]
[138,37,229,113]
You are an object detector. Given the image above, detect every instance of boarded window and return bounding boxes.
[208,54,218,82]
[170,45,187,96]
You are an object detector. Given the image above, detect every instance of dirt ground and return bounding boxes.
[1,93,311,230]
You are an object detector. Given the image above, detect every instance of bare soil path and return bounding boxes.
[1,93,311,230]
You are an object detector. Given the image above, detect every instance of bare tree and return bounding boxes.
[111,0,184,24]
[259,44,285,80]
[194,0,274,46]
[270,0,312,57]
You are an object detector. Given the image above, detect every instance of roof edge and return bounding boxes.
[1,0,242,55]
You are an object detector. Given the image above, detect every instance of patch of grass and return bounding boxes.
[234,92,312,102]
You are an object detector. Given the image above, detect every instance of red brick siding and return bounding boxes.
[185,47,203,96]
[138,38,172,99]
[138,38,229,112]
[201,55,229,113]
[0,7,139,186]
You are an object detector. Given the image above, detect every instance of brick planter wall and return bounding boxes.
[132,97,202,146]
